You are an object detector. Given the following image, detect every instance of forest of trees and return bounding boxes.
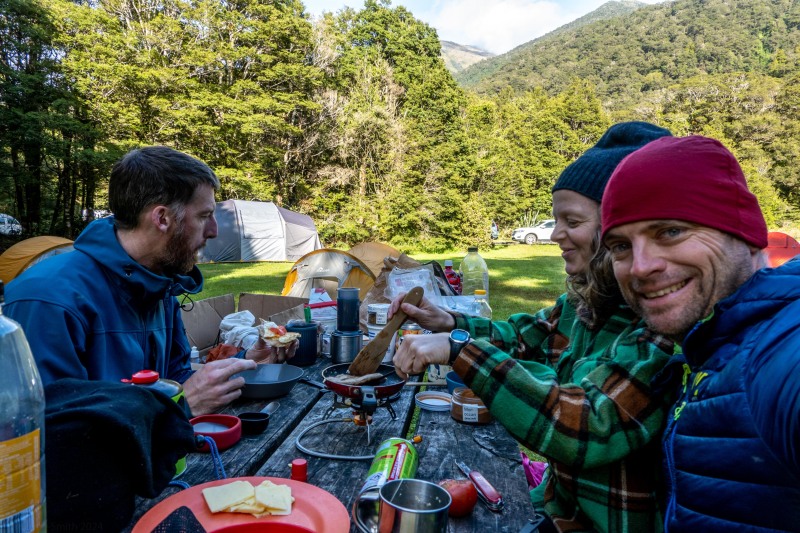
[1,0,797,251]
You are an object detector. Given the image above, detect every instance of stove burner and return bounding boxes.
[325,392,400,423]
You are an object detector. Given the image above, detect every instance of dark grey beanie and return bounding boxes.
[552,121,672,202]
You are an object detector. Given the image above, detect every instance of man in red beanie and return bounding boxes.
[601,135,800,532]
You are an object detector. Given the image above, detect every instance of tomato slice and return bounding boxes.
[268,326,287,336]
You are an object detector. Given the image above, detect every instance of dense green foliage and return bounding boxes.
[1,0,798,252]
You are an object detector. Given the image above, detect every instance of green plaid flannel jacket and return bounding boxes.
[452,294,675,533]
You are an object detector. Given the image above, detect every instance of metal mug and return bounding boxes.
[376,479,451,533]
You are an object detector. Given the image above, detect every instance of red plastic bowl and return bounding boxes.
[190,414,242,452]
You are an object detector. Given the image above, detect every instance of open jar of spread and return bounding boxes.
[450,387,492,425]
[367,303,390,326]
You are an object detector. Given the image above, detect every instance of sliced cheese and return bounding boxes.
[202,481,255,513]
[227,500,267,514]
[255,480,293,515]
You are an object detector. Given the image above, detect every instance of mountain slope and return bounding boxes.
[440,40,494,74]
[455,0,647,87]
[455,0,800,111]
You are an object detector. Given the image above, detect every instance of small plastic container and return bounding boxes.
[450,387,491,425]
[367,303,390,326]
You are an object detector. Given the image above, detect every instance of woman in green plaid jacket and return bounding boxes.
[392,122,677,533]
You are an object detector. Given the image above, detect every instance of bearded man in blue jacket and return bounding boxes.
[601,135,800,532]
[5,146,292,415]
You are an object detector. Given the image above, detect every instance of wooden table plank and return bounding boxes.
[413,408,534,532]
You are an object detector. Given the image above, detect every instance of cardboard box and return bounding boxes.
[181,293,308,356]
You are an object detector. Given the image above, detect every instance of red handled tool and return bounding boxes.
[455,460,504,512]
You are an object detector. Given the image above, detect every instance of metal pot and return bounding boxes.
[236,364,304,400]
[321,363,405,412]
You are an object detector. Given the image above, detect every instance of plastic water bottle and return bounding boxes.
[459,247,489,298]
[443,259,461,294]
[473,289,492,319]
[0,281,47,532]
[190,346,200,365]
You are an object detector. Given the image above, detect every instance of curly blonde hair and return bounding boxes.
[566,229,625,329]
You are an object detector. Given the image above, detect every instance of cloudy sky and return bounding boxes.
[303,0,665,54]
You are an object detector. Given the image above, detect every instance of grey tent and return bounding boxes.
[198,200,322,262]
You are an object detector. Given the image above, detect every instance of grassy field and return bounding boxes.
[196,243,567,318]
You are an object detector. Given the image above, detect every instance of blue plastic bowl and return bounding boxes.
[445,371,465,395]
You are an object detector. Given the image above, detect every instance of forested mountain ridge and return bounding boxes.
[440,41,494,74]
[1,0,798,252]
[455,0,648,88]
[457,0,800,109]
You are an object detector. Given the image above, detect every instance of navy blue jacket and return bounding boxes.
[5,218,201,385]
[663,259,800,532]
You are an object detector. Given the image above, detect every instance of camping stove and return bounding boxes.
[323,391,401,444]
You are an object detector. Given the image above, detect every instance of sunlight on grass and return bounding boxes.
[196,244,567,320]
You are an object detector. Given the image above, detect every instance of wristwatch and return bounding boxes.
[449,329,471,364]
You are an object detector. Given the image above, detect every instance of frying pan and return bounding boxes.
[322,363,405,412]
[236,364,305,400]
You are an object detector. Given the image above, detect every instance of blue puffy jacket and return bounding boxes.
[4,218,201,385]
[662,259,800,532]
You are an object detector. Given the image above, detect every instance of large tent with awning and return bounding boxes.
[0,236,74,283]
[198,200,322,263]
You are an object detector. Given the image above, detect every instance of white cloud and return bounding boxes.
[433,0,564,53]
[303,0,667,54]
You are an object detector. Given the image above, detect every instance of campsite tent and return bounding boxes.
[0,236,74,283]
[281,248,375,299]
[765,231,800,267]
[198,200,321,263]
[347,242,401,277]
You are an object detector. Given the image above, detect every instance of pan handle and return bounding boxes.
[360,386,377,412]
[299,377,328,391]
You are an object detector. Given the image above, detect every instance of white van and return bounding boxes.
[0,214,22,235]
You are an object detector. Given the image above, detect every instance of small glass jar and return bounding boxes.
[367,303,390,326]
[450,387,491,425]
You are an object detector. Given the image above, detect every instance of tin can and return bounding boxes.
[353,438,419,532]
[395,322,423,351]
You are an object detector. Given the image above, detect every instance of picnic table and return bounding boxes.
[127,357,535,532]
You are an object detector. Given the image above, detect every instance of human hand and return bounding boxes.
[245,337,298,364]
[183,357,257,416]
[388,292,456,332]
[392,333,450,378]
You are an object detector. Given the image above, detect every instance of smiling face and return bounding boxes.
[604,219,758,341]
[551,189,601,276]
[161,184,218,275]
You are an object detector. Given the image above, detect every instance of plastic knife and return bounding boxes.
[455,460,504,512]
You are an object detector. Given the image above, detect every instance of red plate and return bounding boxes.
[132,477,350,533]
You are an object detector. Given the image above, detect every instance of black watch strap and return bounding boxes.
[449,329,470,364]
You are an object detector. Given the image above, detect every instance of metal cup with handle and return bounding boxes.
[376,479,451,533]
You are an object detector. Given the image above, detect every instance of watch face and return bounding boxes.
[451,329,470,343]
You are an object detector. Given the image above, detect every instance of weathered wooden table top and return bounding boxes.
[128,357,535,532]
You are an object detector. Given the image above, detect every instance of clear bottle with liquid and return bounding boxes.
[473,289,492,319]
[0,280,47,532]
[459,247,489,299]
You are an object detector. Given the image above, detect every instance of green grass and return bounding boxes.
[195,243,566,317]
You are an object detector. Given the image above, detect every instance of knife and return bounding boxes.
[455,460,504,512]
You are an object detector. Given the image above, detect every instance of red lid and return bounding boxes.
[130,370,160,384]
[290,458,308,482]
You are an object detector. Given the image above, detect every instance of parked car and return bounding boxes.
[512,219,555,244]
[0,213,22,235]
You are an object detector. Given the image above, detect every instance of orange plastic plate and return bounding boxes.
[132,477,350,533]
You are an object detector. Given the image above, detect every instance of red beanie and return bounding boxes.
[601,135,768,249]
